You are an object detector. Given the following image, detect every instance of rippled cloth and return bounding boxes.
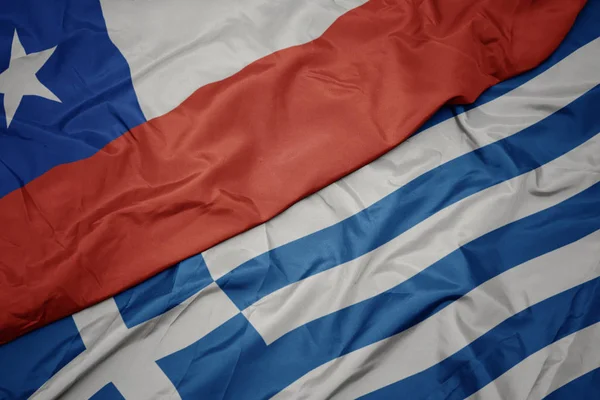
[0,0,587,343]
[1,2,600,399]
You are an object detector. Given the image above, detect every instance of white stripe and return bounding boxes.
[30,283,239,400]
[467,322,600,400]
[245,131,600,344]
[100,0,366,119]
[202,38,600,280]
[273,229,600,399]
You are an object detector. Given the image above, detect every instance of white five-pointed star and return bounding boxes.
[0,30,61,128]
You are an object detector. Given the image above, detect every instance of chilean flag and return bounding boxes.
[0,0,587,343]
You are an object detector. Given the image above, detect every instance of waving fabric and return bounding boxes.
[0,0,587,344]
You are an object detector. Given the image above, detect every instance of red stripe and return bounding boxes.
[0,0,586,343]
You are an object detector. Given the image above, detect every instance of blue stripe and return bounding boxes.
[159,180,600,399]
[218,82,600,311]
[0,316,85,399]
[90,383,125,400]
[545,368,600,400]
[361,276,600,400]
[0,0,145,198]
[114,253,214,328]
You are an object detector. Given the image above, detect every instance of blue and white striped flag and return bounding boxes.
[1,1,600,399]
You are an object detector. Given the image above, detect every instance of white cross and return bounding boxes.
[30,283,239,400]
